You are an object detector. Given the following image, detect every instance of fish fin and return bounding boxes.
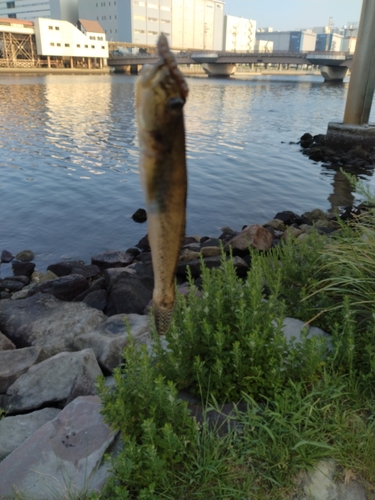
[153,302,174,336]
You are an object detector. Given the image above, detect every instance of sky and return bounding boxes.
[223,0,363,31]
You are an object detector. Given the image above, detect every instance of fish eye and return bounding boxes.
[167,97,185,111]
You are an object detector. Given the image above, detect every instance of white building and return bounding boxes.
[256,30,317,52]
[78,0,224,49]
[0,0,78,22]
[223,15,256,52]
[34,17,108,61]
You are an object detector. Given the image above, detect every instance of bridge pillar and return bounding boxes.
[202,63,236,77]
[326,0,375,150]
[320,65,348,82]
[130,64,139,75]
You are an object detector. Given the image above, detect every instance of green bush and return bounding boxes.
[153,250,329,402]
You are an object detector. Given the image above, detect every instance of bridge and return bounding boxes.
[108,49,354,81]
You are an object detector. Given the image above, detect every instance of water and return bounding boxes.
[1,72,374,273]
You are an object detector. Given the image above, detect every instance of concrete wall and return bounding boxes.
[78,0,119,41]
[50,0,78,25]
[0,0,51,20]
[34,17,108,58]
[224,15,256,51]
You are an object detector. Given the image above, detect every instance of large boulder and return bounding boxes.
[0,331,15,351]
[2,349,102,414]
[0,347,47,393]
[0,293,106,356]
[0,407,60,460]
[0,396,118,499]
[74,313,152,372]
[27,274,89,301]
[106,273,153,316]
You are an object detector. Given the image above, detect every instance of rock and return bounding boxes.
[177,256,222,277]
[106,273,153,316]
[0,331,15,350]
[302,208,328,223]
[300,132,314,148]
[282,226,303,240]
[298,460,367,500]
[82,289,108,311]
[74,314,151,372]
[32,269,59,283]
[0,279,25,293]
[201,237,220,248]
[273,211,301,226]
[47,260,85,277]
[91,250,134,269]
[136,234,150,251]
[132,207,147,223]
[0,407,60,460]
[2,349,102,413]
[0,346,47,393]
[1,250,14,263]
[183,236,199,246]
[263,219,286,231]
[136,251,152,263]
[0,292,10,300]
[179,248,200,263]
[232,256,250,278]
[281,317,331,348]
[10,282,37,300]
[224,224,273,254]
[12,261,35,277]
[15,250,35,262]
[200,246,222,258]
[125,247,141,257]
[0,396,118,499]
[27,274,89,301]
[72,264,101,279]
[0,293,106,356]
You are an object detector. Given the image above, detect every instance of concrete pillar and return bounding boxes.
[47,55,51,69]
[343,0,375,124]
[202,63,236,77]
[99,58,103,69]
[88,58,91,69]
[70,57,73,69]
[320,65,348,82]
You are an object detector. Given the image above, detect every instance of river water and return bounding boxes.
[1,72,375,271]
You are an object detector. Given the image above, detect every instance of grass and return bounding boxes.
[96,177,375,499]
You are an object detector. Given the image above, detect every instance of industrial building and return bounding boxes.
[0,0,77,23]
[256,30,317,52]
[78,0,224,50]
[0,16,108,68]
[223,15,256,51]
[315,33,343,52]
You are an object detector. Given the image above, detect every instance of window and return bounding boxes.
[50,42,55,46]
[91,45,95,48]
[48,25,53,30]
[85,44,88,48]
[8,13,16,17]
[6,1,15,8]
[101,45,105,49]
[57,43,61,46]
[148,17,158,22]
[55,26,60,30]
[65,43,69,47]
[77,44,81,47]
[134,29,145,34]
[89,36,96,40]
[161,19,170,23]
[98,36,103,40]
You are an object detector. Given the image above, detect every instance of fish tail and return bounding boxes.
[153,301,174,336]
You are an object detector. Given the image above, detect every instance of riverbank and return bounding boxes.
[0,202,374,499]
[0,67,111,74]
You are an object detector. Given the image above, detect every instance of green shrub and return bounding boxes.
[153,251,329,402]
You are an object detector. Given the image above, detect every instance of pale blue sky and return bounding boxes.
[223,0,362,31]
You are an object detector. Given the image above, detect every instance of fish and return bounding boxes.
[136,34,189,335]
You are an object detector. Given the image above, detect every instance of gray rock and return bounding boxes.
[200,246,222,258]
[0,396,118,499]
[177,256,222,277]
[12,260,35,277]
[2,349,102,413]
[74,313,151,372]
[0,279,25,293]
[1,250,14,263]
[0,293,106,356]
[82,289,108,311]
[0,331,15,351]
[10,282,37,300]
[297,460,367,500]
[106,274,152,316]
[15,250,35,262]
[47,260,85,277]
[0,407,60,460]
[263,219,287,231]
[0,346,47,393]
[302,208,328,223]
[281,317,331,347]
[91,250,134,269]
[27,273,89,301]
[31,270,58,283]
